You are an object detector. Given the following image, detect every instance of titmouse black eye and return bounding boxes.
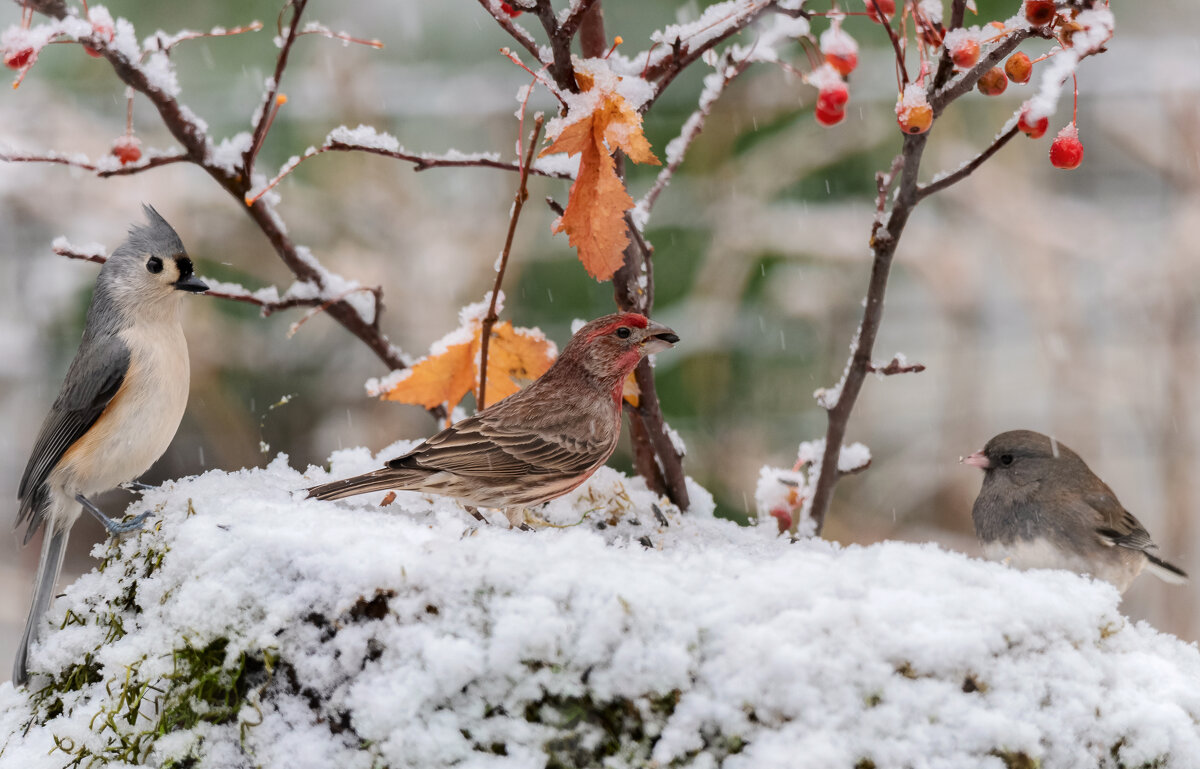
[146,256,163,274]
[999,454,1014,466]
[616,327,631,339]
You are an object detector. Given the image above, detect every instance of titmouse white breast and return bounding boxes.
[12,205,207,685]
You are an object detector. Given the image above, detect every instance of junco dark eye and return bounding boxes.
[999,454,1014,466]
[146,256,163,274]
[616,327,631,339]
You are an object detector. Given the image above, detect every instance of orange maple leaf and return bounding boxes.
[380,320,556,416]
[542,72,660,282]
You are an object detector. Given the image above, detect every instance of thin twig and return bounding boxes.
[477,114,544,410]
[638,49,752,218]
[475,0,544,66]
[916,124,1019,200]
[932,0,967,90]
[867,357,926,376]
[246,140,570,205]
[869,0,909,87]
[242,0,307,183]
[0,150,190,177]
[533,0,579,93]
[640,1,775,112]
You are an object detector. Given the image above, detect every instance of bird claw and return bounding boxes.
[76,494,152,536]
[104,511,152,535]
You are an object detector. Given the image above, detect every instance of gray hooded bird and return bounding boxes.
[13,206,206,684]
[964,429,1188,593]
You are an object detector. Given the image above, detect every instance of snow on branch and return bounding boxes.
[245,125,572,207]
[0,146,190,177]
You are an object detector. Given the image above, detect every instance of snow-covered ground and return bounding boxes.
[1,449,1197,768]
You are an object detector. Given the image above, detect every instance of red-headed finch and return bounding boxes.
[307,313,679,524]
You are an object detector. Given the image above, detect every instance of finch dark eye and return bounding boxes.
[146,256,163,274]
[616,327,631,339]
[1000,454,1014,466]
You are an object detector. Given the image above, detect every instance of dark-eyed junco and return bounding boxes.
[964,429,1188,593]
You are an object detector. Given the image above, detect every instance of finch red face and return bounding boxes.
[563,312,679,385]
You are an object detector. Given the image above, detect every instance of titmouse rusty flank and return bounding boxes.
[965,429,1188,594]
[13,206,207,685]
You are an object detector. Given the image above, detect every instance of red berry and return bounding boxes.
[1005,52,1032,84]
[865,0,895,24]
[815,102,845,127]
[1017,109,1048,139]
[977,67,1008,96]
[896,90,933,135]
[817,81,850,111]
[111,135,142,165]
[1024,0,1057,26]
[499,1,523,16]
[4,47,34,70]
[825,52,858,77]
[1049,124,1083,169]
[951,38,980,69]
[769,507,793,534]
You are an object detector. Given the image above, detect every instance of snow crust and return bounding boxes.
[1,454,1198,768]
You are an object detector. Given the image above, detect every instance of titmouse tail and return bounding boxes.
[1144,552,1189,585]
[13,528,69,685]
[307,468,424,501]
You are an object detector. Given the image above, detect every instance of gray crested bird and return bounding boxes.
[307,312,679,525]
[13,206,207,684]
[964,429,1188,593]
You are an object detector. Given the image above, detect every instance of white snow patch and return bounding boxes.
[0,456,1197,767]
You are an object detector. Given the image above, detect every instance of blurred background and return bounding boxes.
[1,0,1197,666]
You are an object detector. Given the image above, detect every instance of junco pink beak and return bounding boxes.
[961,451,990,469]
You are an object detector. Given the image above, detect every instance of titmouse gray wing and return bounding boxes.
[17,334,131,543]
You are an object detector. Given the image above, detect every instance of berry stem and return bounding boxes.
[1071,72,1078,124]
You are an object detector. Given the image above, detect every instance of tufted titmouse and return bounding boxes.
[12,206,207,684]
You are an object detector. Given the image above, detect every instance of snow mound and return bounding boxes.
[1,454,1198,768]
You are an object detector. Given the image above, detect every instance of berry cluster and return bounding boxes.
[800,0,1105,171]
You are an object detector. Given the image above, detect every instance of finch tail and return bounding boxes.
[1144,552,1189,585]
[14,528,69,685]
[307,468,423,501]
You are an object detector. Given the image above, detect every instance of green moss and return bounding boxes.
[990,749,1040,769]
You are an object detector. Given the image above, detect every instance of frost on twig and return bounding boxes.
[755,439,871,537]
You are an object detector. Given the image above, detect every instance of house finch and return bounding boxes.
[965,430,1187,593]
[307,313,679,523]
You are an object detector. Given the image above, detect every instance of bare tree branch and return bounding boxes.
[475,0,545,66]
[0,149,189,177]
[51,242,323,317]
[916,124,1019,200]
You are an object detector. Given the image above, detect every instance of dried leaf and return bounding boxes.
[380,335,475,411]
[482,321,557,404]
[379,317,555,414]
[622,371,640,407]
[542,75,660,282]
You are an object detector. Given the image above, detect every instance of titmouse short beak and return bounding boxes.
[962,451,990,470]
[174,275,209,293]
[641,320,679,355]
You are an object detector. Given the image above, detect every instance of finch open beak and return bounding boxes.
[641,320,679,355]
[174,274,209,293]
[961,451,990,470]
